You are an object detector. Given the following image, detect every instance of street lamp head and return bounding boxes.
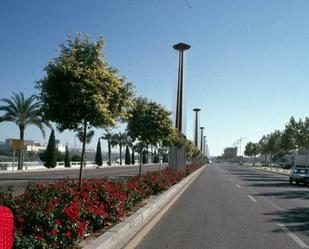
[200,127,205,130]
[193,108,201,112]
[173,42,191,51]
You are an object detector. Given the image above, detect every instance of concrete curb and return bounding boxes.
[0,163,166,174]
[254,167,290,176]
[83,165,206,249]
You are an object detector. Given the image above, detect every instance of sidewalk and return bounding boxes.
[246,165,291,176]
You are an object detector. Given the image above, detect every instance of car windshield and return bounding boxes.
[293,168,309,174]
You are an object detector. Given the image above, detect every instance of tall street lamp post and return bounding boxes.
[193,108,201,147]
[204,135,206,155]
[200,127,205,151]
[173,42,191,132]
[193,108,201,148]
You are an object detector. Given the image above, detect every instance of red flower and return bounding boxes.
[64,202,79,220]
[36,235,44,241]
[78,222,86,237]
[50,229,57,236]
[65,230,72,238]
[18,217,25,224]
[55,219,61,226]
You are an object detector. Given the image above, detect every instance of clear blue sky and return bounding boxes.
[1,0,309,156]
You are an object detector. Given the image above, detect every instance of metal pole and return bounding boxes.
[203,135,206,155]
[173,43,190,132]
[200,127,204,151]
[193,108,201,147]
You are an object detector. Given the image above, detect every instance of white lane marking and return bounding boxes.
[260,196,285,211]
[247,195,257,202]
[236,184,241,188]
[277,223,309,248]
[229,178,234,181]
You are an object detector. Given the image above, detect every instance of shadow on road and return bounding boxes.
[264,207,309,235]
[254,190,309,200]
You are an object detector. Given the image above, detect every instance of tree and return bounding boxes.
[244,142,260,165]
[101,131,113,166]
[153,150,159,163]
[0,92,49,170]
[259,135,269,163]
[37,34,133,189]
[64,143,71,167]
[95,139,103,166]
[113,132,128,165]
[125,145,130,165]
[142,150,147,164]
[44,129,57,168]
[267,130,282,162]
[131,148,135,165]
[127,97,174,178]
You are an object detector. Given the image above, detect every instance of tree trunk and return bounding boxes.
[78,121,87,191]
[108,142,111,166]
[119,145,122,165]
[18,127,24,170]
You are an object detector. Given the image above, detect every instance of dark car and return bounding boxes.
[289,167,309,185]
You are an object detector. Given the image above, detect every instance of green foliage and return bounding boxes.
[125,145,130,165]
[37,34,134,187]
[44,130,57,168]
[131,148,135,165]
[127,97,174,148]
[163,153,168,163]
[101,131,114,166]
[71,154,81,161]
[37,34,134,132]
[153,150,159,163]
[77,129,95,144]
[64,144,71,167]
[95,139,103,166]
[244,142,260,157]
[112,132,128,165]
[0,92,49,170]
[142,150,147,164]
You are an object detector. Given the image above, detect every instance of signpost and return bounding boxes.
[11,139,24,170]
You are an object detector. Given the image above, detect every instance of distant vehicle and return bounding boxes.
[289,166,309,185]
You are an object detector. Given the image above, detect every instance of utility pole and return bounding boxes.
[173,42,191,132]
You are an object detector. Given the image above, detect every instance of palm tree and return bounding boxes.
[101,131,114,166]
[112,132,129,165]
[0,92,49,170]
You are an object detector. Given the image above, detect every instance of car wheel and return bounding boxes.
[296,180,300,185]
[289,178,293,184]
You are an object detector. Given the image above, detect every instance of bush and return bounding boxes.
[71,155,81,162]
[64,144,71,168]
[0,164,201,248]
[95,140,103,166]
[125,146,130,165]
[44,130,57,168]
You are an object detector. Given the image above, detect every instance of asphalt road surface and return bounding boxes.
[135,163,309,249]
[0,163,167,194]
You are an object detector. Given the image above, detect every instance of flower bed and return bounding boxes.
[0,164,201,249]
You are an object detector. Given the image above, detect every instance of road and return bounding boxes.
[133,163,309,249]
[0,163,167,194]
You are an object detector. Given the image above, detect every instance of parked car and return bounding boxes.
[289,166,309,185]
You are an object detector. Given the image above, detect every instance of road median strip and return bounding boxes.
[83,165,206,249]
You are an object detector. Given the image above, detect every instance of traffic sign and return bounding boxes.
[11,139,24,150]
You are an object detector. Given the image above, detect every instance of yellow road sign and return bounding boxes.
[11,139,24,150]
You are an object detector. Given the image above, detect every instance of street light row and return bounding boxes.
[173,42,208,156]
